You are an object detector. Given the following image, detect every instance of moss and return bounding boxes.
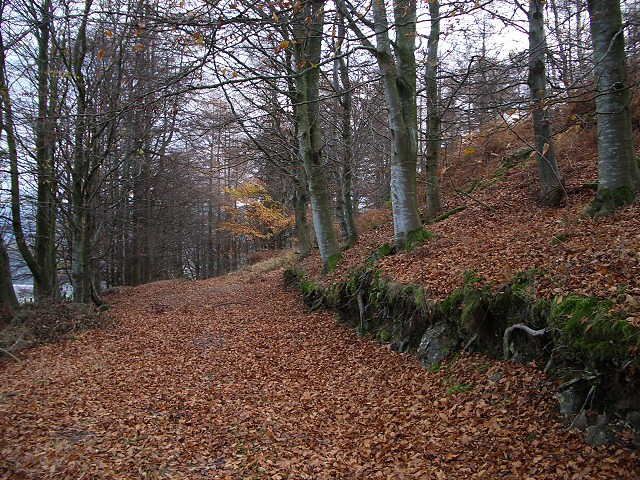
[369,242,395,263]
[404,227,434,252]
[475,178,495,191]
[465,179,481,195]
[511,269,541,292]
[531,298,551,323]
[288,263,640,414]
[412,285,430,314]
[551,296,609,326]
[509,145,535,160]
[493,159,514,179]
[299,278,327,311]
[430,206,467,223]
[299,278,316,295]
[327,252,343,273]
[283,268,306,288]
[440,287,465,316]
[446,383,475,396]
[437,271,488,347]
[460,290,483,326]
[427,361,442,372]
[489,147,533,181]
[550,295,640,371]
[378,329,392,342]
[367,282,385,309]
[586,186,636,217]
[463,270,481,285]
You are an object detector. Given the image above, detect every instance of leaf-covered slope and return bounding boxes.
[2,271,638,478]
[304,151,639,322]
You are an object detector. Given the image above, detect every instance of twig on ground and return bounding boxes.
[0,347,21,364]
[567,385,597,431]
[463,334,478,352]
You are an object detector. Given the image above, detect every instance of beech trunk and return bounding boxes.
[586,0,640,214]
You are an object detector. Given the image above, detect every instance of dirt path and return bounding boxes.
[1,269,638,478]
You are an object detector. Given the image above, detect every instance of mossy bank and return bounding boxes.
[284,263,640,441]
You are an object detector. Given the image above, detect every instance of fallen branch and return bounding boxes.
[503,324,547,360]
[430,205,468,223]
[463,333,478,352]
[420,179,496,211]
[358,290,367,330]
[0,347,21,364]
[0,391,21,398]
[567,385,596,431]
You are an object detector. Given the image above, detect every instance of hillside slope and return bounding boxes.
[302,127,640,321]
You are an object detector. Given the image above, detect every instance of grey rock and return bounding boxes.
[625,411,640,448]
[417,324,448,366]
[585,424,615,447]
[558,386,585,420]
[595,413,609,427]
[391,338,409,353]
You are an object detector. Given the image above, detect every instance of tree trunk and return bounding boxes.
[333,168,350,241]
[372,0,424,249]
[424,0,442,220]
[293,0,340,270]
[292,173,313,257]
[71,0,95,303]
[586,0,640,215]
[529,0,563,207]
[1,13,56,302]
[0,240,18,317]
[33,0,58,300]
[334,14,358,244]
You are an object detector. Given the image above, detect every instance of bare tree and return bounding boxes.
[586,0,640,214]
[292,0,341,269]
[1,0,58,301]
[339,0,427,250]
[526,0,563,206]
[423,0,442,220]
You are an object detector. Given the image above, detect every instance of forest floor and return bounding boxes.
[3,116,640,478]
[2,265,640,478]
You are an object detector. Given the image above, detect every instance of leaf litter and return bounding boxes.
[2,270,639,478]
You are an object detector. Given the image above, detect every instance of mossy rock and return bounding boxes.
[508,145,535,160]
[377,329,393,342]
[299,278,327,311]
[287,263,640,414]
[547,294,640,409]
[369,242,395,263]
[493,160,514,179]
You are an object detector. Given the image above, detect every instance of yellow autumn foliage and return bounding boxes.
[221,180,294,240]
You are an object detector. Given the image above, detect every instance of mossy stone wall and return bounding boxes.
[284,266,640,413]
